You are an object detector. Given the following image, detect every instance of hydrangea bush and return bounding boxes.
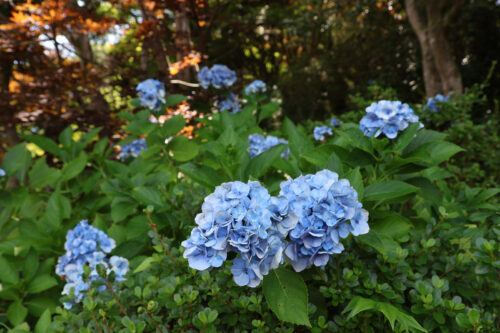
[0,72,498,333]
[247,133,290,159]
[198,65,237,89]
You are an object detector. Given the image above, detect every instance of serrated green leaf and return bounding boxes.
[392,123,420,152]
[131,186,163,206]
[29,157,61,188]
[161,115,186,138]
[34,309,51,333]
[134,257,155,273]
[0,256,19,285]
[364,180,418,202]
[347,167,364,200]
[22,134,62,157]
[27,274,58,294]
[168,136,199,162]
[259,102,280,121]
[246,145,285,178]
[165,94,187,106]
[8,300,28,326]
[61,154,87,181]
[358,230,400,256]
[2,143,32,182]
[111,197,137,222]
[263,267,311,327]
[179,163,227,189]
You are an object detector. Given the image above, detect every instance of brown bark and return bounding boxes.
[405,0,465,97]
[175,4,193,82]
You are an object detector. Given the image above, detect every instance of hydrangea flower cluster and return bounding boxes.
[359,100,422,139]
[244,80,267,95]
[0,168,5,177]
[247,133,290,159]
[136,79,166,111]
[216,93,240,114]
[313,126,333,141]
[424,94,450,113]
[55,220,129,309]
[279,170,369,272]
[198,65,237,89]
[182,181,297,287]
[118,138,148,161]
[330,118,340,127]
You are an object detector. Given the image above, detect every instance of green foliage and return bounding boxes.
[0,86,498,332]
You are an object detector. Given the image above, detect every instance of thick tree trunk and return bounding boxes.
[405,0,464,97]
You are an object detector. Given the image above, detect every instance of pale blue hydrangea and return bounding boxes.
[279,170,369,272]
[424,94,450,113]
[118,138,148,161]
[247,134,290,159]
[329,118,340,127]
[244,80,267,95]
[197,65,237,89]
[136,79,166,111]
[217,93,240,114]
[359,100,422,139]
[313,126,333,141]
[0,168,5,177]
[182,181,297,287]
[56,220,129,309]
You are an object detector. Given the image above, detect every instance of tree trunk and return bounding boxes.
[405,0,464,97]
[175,4,193,82]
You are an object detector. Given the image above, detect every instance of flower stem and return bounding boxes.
[146,211,180,267]
[103,276,128,317]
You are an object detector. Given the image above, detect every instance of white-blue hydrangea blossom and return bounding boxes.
[136,79,166,111]
[247,133,290,159]
[244,80,267,95]
[197,65,237,89]
[424,94,450,113]
[118,138,148,161]
[313,126,333,141]
[359,100,422,139]
[216,92,240,114]
[55,220,129,309]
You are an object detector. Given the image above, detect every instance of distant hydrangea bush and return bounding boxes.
[198,65,237,89]
[424,94,450,113]
[217,92,240,114]
[359,100,422,139]
[244,80,267,95]
[55,220,129,309]
[136,79,166,111]
[0,168,5,177]
[313,126,333,141]
[118,138,148,161]
[182,181,297,287]
[329,118,340,127]
[247,133,290,159]
[280,170,369,272]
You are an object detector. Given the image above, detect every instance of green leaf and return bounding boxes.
[74,127,102,155]
[358,230,400,256]
[27,274,58,294]
[371,215,412,241]
[126,119,156,136]
[61,153,88,181]
[43,192,71,229]
[165,94,187,106]
[2,143,32,182]
[34,309,51,333]
[168,136,199,162]
[403,130,446,155]
[364,180,418,202]
[179,163,227,188]
[58,126,73,148]
[346,167,364,200]
[29,157,61,188]
[300,145,337,168]
[343,296,426,332]
[411,141,464,165]
[22,134,62,157]
[134,257,155,273]
[8,301,28,326]
[259,102,280,121]
[0,256,19,285]
[263,267,311,327]
[111,197,137,222]
[392,123,420,152]
[246,145,285,178]
[161,115,186,138]
[23,248,39,282]
[283,118,313,157]
[131,186,163,207]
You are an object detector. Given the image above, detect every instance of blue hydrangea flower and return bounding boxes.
[424,94,450,113]
[217,93,240,114]
[244,80,267,95]
[56,220,129,309]
[279,170,369,272]
[247,134,290,159]
[313,126,333,141]
[118,138,148,161]
[0,168,5,177]
[359,100,422,139]
[329,118,340,127]
[182,181,297,287]
[136,79,166,111]
[197,65,237,89]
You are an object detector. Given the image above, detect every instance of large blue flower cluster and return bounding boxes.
[359,100,422,139]
[279,170,369,272]
[424,94,450,113]
[247,133,290,159]
[118,138,148,161]
[136,79,166,111]
[55,220,129,309]
[313,126,333,141]
[198,65,237,89]
[216,93,240,114]
[182,181,297,287]
[244,80,267,95]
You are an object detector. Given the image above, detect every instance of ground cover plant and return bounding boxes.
[0,69,498,332]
